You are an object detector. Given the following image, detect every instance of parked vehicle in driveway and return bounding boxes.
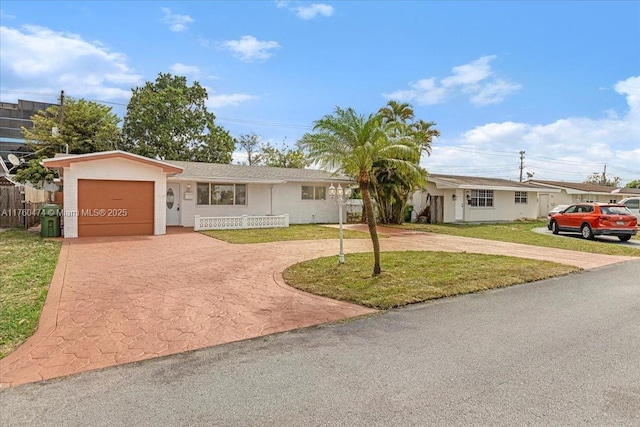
[549,203,638,241]
[546,204,570,230]
[619,197,640,220]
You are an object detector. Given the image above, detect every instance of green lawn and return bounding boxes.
[0,229,62,358]
[395,221,640,257]
[284,251,579,309]
[200,224,371,244]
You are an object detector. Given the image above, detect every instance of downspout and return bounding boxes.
[270,185,273,215]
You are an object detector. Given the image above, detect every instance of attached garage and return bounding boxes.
[77,180,155,237]
[42,151,183,238]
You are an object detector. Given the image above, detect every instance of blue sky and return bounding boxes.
[1,1,639,184]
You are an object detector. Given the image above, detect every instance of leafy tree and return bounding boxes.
[237,133,264,165]
[300,106,422,277]
[189,125,236,163]
[22,97,121,159]
[584,172,620,187]
[262,142,310,169]
[625,179,640,189]
[14,159,57,189]
[372,101,437,223]
[122,73,234,162]
[15,97,121,187]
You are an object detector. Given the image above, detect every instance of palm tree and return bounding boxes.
[300,107,422,276]
[372,102,437,223]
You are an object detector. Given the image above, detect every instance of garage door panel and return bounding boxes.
[78,223,154,237]
[78,180,154,237]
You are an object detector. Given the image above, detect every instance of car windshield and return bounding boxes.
[600,206,632,215]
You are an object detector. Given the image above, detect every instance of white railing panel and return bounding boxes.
[194,214,289,231]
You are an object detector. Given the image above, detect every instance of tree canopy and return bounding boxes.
[15,97,121,188]
[624,179,640,189]
[584,172,621,187]
[261,142,310,169]
[22,97,121,159]
[300,106,423,276]
[237,133,263,166]
[237,133,310,168]
[122,73,235,162]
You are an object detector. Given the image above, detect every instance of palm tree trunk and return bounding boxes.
[360,182,381,276]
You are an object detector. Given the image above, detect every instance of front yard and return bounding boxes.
[2,221,633,358]
[284,251,578,309]
[395,221,640,257]
[0,229,61,358]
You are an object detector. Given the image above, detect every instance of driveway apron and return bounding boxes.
[0,226,633,387]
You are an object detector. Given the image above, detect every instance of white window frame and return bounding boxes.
[514,191,528,204]
[302,185,326,200]
[469,189,494,207]
[196,183,247,206]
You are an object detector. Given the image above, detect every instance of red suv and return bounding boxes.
[549,203,638,241]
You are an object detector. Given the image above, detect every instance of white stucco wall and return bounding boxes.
[540,190,622,208]
[462,190,538,222]
[175,180,342,226]
[415,185,540,223]
[61,158,168,238]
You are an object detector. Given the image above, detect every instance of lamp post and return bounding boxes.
[329,183,352,264]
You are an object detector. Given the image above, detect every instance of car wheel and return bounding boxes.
[551,220,559,234]
[618,235,631,242]
[581,224,594,240]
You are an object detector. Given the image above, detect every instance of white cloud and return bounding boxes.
[207,93,256,108]
[161,7,193,32]
[169,63,201,77]
[0,25,142,100]
[469,79,522,106]
[384,55,521,106]
[221,35,280,62]
[294,3,334,19]
[442,55,495,87]
[424,76,640,184]
[276,1,333,19]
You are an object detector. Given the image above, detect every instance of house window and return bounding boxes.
[197,183,246,205]
[514,191,528,204]
[469,189,494,207]
[302,185,326,200]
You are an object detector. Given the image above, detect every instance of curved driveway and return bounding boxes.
[0,226,634,387]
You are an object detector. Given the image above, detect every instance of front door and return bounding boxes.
[539,194,549,217]
[166,183,180,226]
[454,191,464,221]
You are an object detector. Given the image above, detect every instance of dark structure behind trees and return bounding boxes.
[0,99,57,169]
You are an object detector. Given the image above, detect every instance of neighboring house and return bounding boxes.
[528,180,638,216]
[411,174,558,223]
[42,150,353,238]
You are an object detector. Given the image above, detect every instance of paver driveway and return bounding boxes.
[0,226,634,387]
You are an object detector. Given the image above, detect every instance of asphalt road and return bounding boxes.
[2,260,639,426]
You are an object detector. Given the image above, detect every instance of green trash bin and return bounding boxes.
[40,204,61,238]
[404,205,414,222]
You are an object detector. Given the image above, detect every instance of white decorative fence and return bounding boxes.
[194,214,290,231]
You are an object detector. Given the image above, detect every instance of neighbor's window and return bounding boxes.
[469,189,494,207]
[302,185,326,200]
[197,183,246,206]
[514,191,528,204]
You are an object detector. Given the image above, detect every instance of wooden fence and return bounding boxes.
[0,186,45,229]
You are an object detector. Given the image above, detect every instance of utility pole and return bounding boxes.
[59,90,65,127]
[59,90,67,154]
[519,150,525,182]
[602,164,607,185]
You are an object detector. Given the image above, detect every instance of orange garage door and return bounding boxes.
[78,180,154,237]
